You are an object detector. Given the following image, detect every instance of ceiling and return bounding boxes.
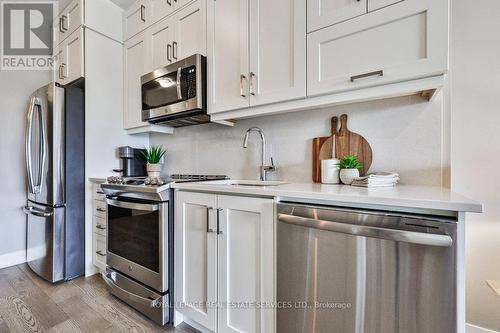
[57,0,134,11]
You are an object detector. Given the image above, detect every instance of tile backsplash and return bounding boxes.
[150,94,445,186]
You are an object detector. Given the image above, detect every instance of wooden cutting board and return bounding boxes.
[312,117,338,182]
[336,114,372,176]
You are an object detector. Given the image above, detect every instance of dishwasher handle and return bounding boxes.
[277,213,453,247]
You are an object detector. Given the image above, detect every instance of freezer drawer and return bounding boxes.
[276,203,457,333]
[24,202,65,283]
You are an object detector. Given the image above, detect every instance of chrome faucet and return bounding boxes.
[242,127,276,181]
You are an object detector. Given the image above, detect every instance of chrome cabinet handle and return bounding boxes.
[58,17,63,33]
[206,206,214,233]
[167,44,172,62]
[61,63,67,79]
[249,72,256,96]
[96,224,106,230]
[277,213,453,247]
[96,250,107,257]
[167,0,172,6]
[172,41,178,60]
[240,74,247,97]
[23,206,53,218]
[140,5,146,22]
[58,64,64,80]
[350,70,383,82]
[96,208,106,212]
[216,208,223,235]
[61,15,68,32]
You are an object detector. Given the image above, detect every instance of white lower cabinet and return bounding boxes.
[175,191,275,333]
[92,183,107,271]
[307,0,448,97]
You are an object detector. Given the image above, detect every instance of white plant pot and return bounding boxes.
[147,163,162,178]
[339,169,360,185]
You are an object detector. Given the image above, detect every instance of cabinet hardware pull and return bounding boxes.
[58,65,63,80]
[249,72,256,96]
[240,74,246,97]
[140,5,146,22]
[96,250,106,257]
[61,63,67,79]
[167,44,172,62]
[206,206,214,233]
[60,15,68,32]
[172,41,178,60]
[96,191,104,194]
[167,0,172,5]
[350,70,383,82]
[96,207,106,212]
[96,224,106,230]
[216,208,223,235]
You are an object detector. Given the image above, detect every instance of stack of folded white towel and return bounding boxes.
[351,172,400,188]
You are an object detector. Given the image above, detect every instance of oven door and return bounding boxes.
[106,197,169,292]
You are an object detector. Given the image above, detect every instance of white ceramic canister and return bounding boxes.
[321,159,340,184]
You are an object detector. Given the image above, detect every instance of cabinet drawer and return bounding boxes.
[307,0,448,97]
[125,0,151,40]
[93,233,107,270]
[94,200,107,218]
[94,216,107,236]
[307,0,367,32]
[92,184,105,201]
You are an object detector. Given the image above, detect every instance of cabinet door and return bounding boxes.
[249,0,306,107]
[175,191,218,332]
[52,45,64,85]
[124,0,151,40]
[62,28,84,84]
[64,0,82,36]
[207,0,249,114]
[368,0,403,12]
[149,17,175,70]
[307,0,448,97]
[308,0,367,32]
[172,0,207,60]
[217,195,275,333]
[151,0,174,24]
[124,33,150,129]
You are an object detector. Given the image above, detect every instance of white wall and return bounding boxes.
[0,70,50,268]
[151,94,447,186]
[451,0,500,331]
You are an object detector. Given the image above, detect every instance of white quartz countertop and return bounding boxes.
[172,181,483,213]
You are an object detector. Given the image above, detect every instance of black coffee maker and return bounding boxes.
[113,146,147,177]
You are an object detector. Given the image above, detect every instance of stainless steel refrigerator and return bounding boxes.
[23,82,85,283]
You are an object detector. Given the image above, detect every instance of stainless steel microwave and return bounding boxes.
[141,54,207,127]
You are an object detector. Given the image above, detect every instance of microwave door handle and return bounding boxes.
[176,67,182,100]
[25,97,36,194]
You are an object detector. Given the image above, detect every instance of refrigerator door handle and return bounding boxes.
[23,206,53,218]
[37,99,47,194]
[25,97,36,194]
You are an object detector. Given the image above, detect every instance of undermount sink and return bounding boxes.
[203,180,288,187]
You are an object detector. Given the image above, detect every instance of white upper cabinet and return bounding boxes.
[307,0,448,97]
[249,0,306,106]
[307,0,367,32]
[53,28,84,86]
[53,0,83,46]
[208,0,306,114]
[368,0,402,12]
[208,0,250,114]
[149,17,175,70]
[172,0,207,60]
[151,0,174,24]
[124,0,151,40]
[124,33,150,129]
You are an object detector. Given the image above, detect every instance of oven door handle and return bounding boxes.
[106,198,159,211]
[102,272,162,307]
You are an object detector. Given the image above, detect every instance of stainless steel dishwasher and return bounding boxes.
[277,202,457,333]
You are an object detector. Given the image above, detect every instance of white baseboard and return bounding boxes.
[467,323,500,333]
[0,250,26,269]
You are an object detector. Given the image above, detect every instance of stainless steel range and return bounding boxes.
[100,174,228,325]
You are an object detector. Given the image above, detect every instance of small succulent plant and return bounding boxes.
[339,155,363,170]
[142,145,166,164]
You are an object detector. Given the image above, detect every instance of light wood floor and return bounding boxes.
[0,264,197,333]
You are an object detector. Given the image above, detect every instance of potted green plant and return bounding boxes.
[142,145,166,178]
[339,155,363,185]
